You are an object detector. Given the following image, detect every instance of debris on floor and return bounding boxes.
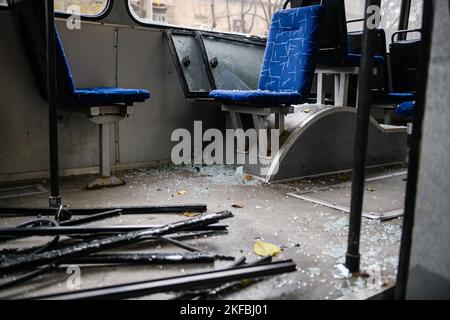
[0,164,404,300]
[253,240,282,257]
[0,201,298,300]
[181,211,200,217]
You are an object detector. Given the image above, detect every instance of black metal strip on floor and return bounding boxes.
[0,230,221,257]
[69,252,230,265]
[0,204,208,216]
[0,224,229,238]
[60,209,122,226]
[31,260,296,300]
[0,211,233,273]
[174,256,273,300]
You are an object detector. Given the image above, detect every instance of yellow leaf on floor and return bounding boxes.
[182,212,200,217]
[243,175,253,181]
[177,190,187,195]
[240,279,253,287]
[253,240,282,257]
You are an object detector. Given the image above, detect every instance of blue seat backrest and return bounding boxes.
[9,0,76,103]
[258,5,324,94]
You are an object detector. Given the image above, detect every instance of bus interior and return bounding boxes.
[0,0,449,300]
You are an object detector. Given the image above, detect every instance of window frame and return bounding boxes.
[126,0,268,43]
[166,28,266,99]
[0,0,113,19]
[53,0,114,21]
[166,29,213,99]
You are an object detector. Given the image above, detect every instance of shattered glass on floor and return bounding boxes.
[0,164,404,300]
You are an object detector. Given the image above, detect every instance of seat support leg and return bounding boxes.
[334,74,340,105]
[317,73,326,105]
[229,112,247,154]
[275,113,285,134]
[230,112,243,130]
[337,72,350,107]
[99,123,111,178]
[316,68,357,107]
[251,114,266,131]
[221,104,293,162]
[87,111,128,189]
[252,115,271,158]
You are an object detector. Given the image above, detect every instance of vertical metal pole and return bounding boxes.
[45,0,61,208]
[395,0,434,300]
[345,0,378,274]
[399,0,412,40]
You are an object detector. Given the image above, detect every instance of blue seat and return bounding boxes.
[11,0,150,108]
[396,101,415,117]
[72,88,150,107]
[10,0,151,187]
[209,5,325,107]
[54,31,150,107]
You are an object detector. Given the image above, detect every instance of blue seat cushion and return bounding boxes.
[372,92,416,104]
[388,92,416,102]
[209,90,302,106]
[54,29,150,107]
[71,87,150,107]
[396,101,415,117]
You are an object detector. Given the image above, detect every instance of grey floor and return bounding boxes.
[0,164,406,300]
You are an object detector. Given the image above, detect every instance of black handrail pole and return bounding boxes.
[45,0,61,208]
[399,0,412,39]
[345,0,378,274]
[395,0,434,300]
